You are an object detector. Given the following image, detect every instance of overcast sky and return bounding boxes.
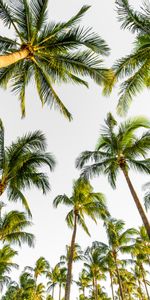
[0,0,150,298]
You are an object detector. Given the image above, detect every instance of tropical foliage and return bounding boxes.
[0,0,112,119]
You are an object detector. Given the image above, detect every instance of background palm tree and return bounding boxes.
[53,177,109,300]
[0,0,112,119]
[76,113,150,237]
[24,256,50,282]
[110,0,150,116]
[0,118,55,216]
[0,245,18,293]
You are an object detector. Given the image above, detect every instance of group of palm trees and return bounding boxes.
[0,0,149,299]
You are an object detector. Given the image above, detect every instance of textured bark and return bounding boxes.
[64,213,77,300]
[121,167,150,239]
[0,49,29,68]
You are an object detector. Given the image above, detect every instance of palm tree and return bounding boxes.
[0,0,112,119]
[104,218,137,300]
[24,257,50,282]
[0,118,55,215]
[110,0,150,116]
[76,113,150,237]
[4,271,46,300]
[76,269,91,299]
[84,244,106,300]
[53,177,109,300]
[0,245,18,293]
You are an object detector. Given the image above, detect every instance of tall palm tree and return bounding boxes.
[53,177,109,300]
[0,118,55,216]
[109,0,150,116]
[0,0,112,119]
[76,113,150,237]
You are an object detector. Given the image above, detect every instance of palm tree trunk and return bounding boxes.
[113,251,124,300]
[121,167,150,238]
[109,270,115,300]
[0,49,29,68]
[59,283,62,300]
[64,213,77,300]
[140,264,150,300]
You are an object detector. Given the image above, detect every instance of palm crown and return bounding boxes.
[0,119,55,216]
[76,113,150,237]
[112,0,150,115]
[0,0,112,119]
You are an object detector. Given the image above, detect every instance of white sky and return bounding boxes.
[0,0,150,299]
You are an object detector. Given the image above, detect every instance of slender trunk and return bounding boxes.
[140,264,150,300]
[109,270,115,300]
[95,278,98,300]
[121,167,150,239]
[0,49,29,68]
[137,278,144,300]
[52,285,54,299]
[64,213,77,300]
[59,283,62,300]
[113,251,124,300]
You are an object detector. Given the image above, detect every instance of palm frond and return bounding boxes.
[53,195,72,208]
[9,0,33,41]
[0,0,23,41]
[31,0,48,36]
[34,59,72,120]
[116,60,150,116]
[57,50,112,86]
[37,5,91,46]
[0,36,18,54]
[65,210,74,228]
[143,182,150,211]
[11,61,33,117]
[7,185,32,217]
[77,215,90,236]
[129,158,150,175]
[116,0,150,34]
[0,62,22,89]
[3,232,34,247]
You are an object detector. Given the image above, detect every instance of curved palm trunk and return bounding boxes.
[113,251,124,300]
[0,49,29,68]
[121,168,150,238]
[64,213,77,300]
[109,270,115,300]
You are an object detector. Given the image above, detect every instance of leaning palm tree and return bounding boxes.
[0,0,112,119]
[76,113,150,237]
[53,177,109,300]
[0,118,55,215]
[110,0,150,116]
